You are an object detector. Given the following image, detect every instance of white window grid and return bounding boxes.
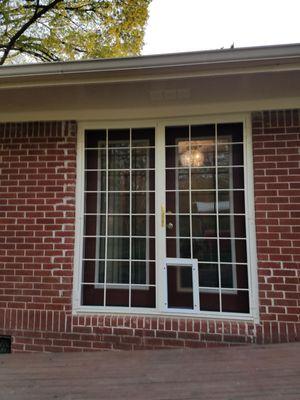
[82,129,156,307]
[75,117,258,320]
[165,124,248,311]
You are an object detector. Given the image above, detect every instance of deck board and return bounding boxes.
[0,343,299,400]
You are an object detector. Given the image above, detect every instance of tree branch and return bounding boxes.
[0,0,63,65]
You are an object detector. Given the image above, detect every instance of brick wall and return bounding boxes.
[0,121,77,351]
[0,113,299,352]
[252,110,300,343]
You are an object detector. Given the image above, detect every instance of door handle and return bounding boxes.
[161,205,165,227]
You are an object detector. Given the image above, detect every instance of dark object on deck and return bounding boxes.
[0,336,11,354]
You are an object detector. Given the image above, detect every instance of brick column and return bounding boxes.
[252,110,300,343]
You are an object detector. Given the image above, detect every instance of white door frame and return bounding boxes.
[73,114,259,323]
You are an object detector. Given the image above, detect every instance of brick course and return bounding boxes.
[0,112,299,352]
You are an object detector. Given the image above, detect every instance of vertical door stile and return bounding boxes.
[155,122,166,312]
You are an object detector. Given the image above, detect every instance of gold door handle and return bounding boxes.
[161,205,165,227]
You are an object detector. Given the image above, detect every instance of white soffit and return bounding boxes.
[1,43,300,89]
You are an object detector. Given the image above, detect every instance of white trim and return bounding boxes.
[73,306,255,321]
[73,113,259,322]
[163,258,199,313]
[244,115,260,323]
[72,124,85,310]
[155,121,166,313]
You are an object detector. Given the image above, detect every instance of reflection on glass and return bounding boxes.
[131,238,146,260]
[85,171,106,191]
[132,170,154,191]
[190,143,215,167]
[84,237,105,259]
[84,214,105,236]
[132,128,155,146]
[132,215,155,237]
[218,167,244,189]
[165,126,189,146]
[107,238,129,259]
[191,168,215,190]
[106,261,129,284]
[219,215,246,238]
[82,260,103,283]
[217,123,243,143]
[85,130,106,148]
[222,264,248,289]
[179,239,191,258]
[191,124,215,140]
[131,261,147,284]
[221,290,249,313]
[108,149,130,169]
[217,143,243,166]
[198,263,219,287]
[132,192,154,213]
[85,193,106,214]
[85,150,106,169]
[177,169,189,190]
[131,286,155,308]
[108,171,130,191]
[132,148,154,169]
[108,129,130,147]
[108,193,130,214]
[219,239,247,263]
[192,215,217,237]
[218,191,245,214]
[83,127,156,309]
[167,265,193,309]
[178,215,190,237]
[106,288,129,307]
[192,191,216,214]
[193,239,218,262]
[166,238,191,258]
[220,264,235,288]
[199,291,220,311]
[107,216,129,236]
[82,285,104,306]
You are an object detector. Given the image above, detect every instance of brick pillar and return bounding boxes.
[252,110,300,343]
[0,121,77,351]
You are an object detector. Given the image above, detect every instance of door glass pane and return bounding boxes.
[106,261,129,284]
[191,191,216,214]
[85,130,106,148]
[108,129,130,147]
[107,216,129,236]
[165,123,249,314]
[167,265,193,309]
[192,215,217,237]
[85,171,106,191]
[198,263,219,287]
[85,193,106,214]
[82,128,156,308]
[108,149,130,169]
[191,168,216,190]
[108,171,130,191]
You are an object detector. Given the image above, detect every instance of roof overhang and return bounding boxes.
[1,43,300,89]
[1,43,300,122]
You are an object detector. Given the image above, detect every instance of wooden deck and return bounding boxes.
[0,343,299,400]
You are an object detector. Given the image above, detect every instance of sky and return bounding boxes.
[142,0,300,55]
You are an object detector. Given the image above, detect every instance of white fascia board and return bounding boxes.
[1,43,300,88]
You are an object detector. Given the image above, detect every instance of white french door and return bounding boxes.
[157,120,250,315]
[78,117,253,316]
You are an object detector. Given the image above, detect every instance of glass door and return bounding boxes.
[164,122,250,314]
[82,127,156,309]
